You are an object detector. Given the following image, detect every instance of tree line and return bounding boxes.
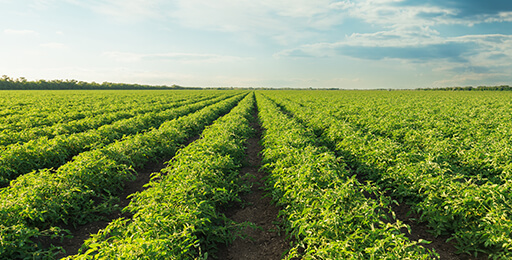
[417,85,512,91]
[0,76,192,90]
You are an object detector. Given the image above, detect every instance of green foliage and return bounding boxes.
[0,224,66,259]
[0,93,231,185]
[0,92,247,258]
[3,89,512,258]
[0,92,212,147]
[67,93,255,259]
[0,76,189,90]
[256,93,435,259]
[266,90,512,258]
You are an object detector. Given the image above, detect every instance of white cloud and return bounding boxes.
[102,51,247,63]
[29,0,56,10]
[65,0,166,22]
[344,26,442,47]
[493,12,512,22]
[276,29,512,62]
[338,1,447,28]
[3,29,38,36]
[274,30,512,89]
[341,0,512,28]
[329,1,355,10]
[66,0,347,45]
[168,0,346,44]
[432,72,506,87]
[40,42,67,49]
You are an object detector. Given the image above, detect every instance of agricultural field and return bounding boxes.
[0,89,511,259]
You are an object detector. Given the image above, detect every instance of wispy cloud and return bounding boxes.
[276,33,512,63]
[66,0,348,45]
[168,0,348,44]
[65,0,167,22]
[342,0,512,27]
[336,42,474,62]
[432,72,508,87]
[4,0,512,88]
[40,42,67,49]
[102,51,247,63]
[395,0,512,21]
[275,0,512,70]
[4,29,38,36]
[29,0,56,10]
[65,0,512,46]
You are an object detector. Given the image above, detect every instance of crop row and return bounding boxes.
[65,92,256,259]
[0,93,247,259]
[0,91,183,131]
[268,92,512,258]
[0,92,215,148]
[0,93,233,186]
[255,93,435,259]
[291,91,512,185]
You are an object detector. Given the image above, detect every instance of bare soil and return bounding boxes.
[215,115,290,260]
[266,98,489,259]
[356,168,487,259]
[53,136,201,258]
[391,202,488,260]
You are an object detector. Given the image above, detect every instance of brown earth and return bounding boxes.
[391,202,488,260]
[357,170,487,259]
[265,99,489,259]
[215,115,290,260]
[53,136,201,258]
[52,157,168,258]
[52,104,484,260]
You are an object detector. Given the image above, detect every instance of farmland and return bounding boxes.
[0,89,511,259]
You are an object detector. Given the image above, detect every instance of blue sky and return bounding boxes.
[1,0,512,89]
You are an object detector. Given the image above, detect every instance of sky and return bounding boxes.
[1,0,512,89]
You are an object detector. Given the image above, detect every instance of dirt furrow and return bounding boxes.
[52,136,201,258]
[216,109,289,260]
[391,202,487,260]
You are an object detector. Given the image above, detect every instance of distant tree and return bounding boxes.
[0,76,186,90]
[421,85,512,91]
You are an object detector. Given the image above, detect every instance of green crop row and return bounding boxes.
[255,93,435,259]
[268,92,512,258]
[0,93,214,148]
[0,93,233,186]
[0,91,178,131]
[66,93,255,259]
[0,93,247,259]
[297,91,512,185]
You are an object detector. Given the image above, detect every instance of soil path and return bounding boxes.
[216,110,290,260]
[54,157,167,258]
[358,171,486,259]
[391,203,487,260]
[255,96,486,259]
[54,136,201,258]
